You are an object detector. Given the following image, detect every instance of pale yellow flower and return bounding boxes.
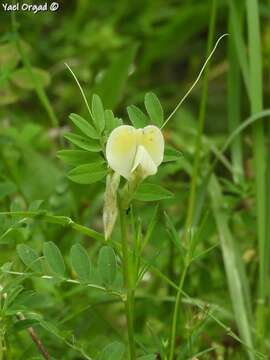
[106,125,164,180]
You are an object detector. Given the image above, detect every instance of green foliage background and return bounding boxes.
[0,0,270,359]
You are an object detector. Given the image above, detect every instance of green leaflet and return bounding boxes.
[67,161,107,184]
[64,133,102,152]
[105,110,123,133]
[92,94,105,133]
[134,183,174,201]
[43,242,65,277]
[69,113,99,139]
[70,243,91,283]
[16,244,42,273]
[127,105,148,128]
[144,92,164,127]
[98,246,117,286]
[57,150,103,166]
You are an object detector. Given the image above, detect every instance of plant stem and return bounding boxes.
[119,204,136,360]
[0,211,104,242]
[246,0,267,345]
[227,2,244,184]
[168,1,217,359]
[17,313,51,360]
[168,262,188,360]
[3,270,122,299]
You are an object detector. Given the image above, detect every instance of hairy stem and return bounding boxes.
[119,203,136,360]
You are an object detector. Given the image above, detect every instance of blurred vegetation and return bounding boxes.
[0,0,270,359]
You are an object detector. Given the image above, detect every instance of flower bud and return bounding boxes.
[103,172,120,240]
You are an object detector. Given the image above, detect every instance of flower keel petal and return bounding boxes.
[131,145,157,179]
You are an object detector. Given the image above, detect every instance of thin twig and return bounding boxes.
[16,312,51,360]
[65,63,93,120]
[3,270,122,299]
[161,33,228,129]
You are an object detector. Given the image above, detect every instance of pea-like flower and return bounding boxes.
[106,125,164,180]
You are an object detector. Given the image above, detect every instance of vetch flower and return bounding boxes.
[106,125,164,180]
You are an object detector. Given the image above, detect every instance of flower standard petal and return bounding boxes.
[140,125,164,167]
[106,125,137,179]
[131,144,157,179]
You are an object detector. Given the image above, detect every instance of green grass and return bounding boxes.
[209,175,255,360]
[227,4,244,184]
[246,0,268,346]
[168,1,217,358]
[0,1,270,359]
